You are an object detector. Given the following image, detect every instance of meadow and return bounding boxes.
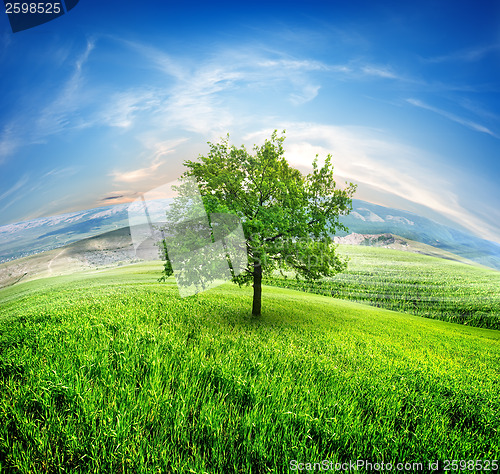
[0,259,499,472]
[266,245,500,330]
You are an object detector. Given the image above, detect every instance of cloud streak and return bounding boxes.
[407,98,499,138]
[111,137,188,184]
[360,65,399,80]
[34,38,96,137]
[426,43,500,63]
[0,39,96,164]
[112,157,164,183]
[0,123,18,164]
[0,175,29,203]
[99,90,160,129]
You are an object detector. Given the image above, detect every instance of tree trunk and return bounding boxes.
[252,261,262,316]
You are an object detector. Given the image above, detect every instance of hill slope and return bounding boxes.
[267,244,500,329]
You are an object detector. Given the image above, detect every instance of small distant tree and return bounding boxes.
[161,130,356,316]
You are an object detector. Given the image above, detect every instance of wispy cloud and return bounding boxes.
[257,58,331,71]
[112,157,164,183]
[119,39,187,79]
[254,56,337,105]
[360,65,399,79]
[41,167,80,179]
[0,167,82,217]
[0,31,12,61]
[0,175,29,203]
[17,193,77,222]
[2,35,497,234]
[111,137,188,184]
[457,98,500,122]
[0,39,97,163]
[163,65,241,135]
[99,89,160,129]
[114,40,244,135]
[0,123,18,164]
[0,37,422,167]
[406,98,499,138]
[0,175,38,214]
[91,43,408,136]
[34,38,96,137]
[289,84,321,105]
[426,44,500,63]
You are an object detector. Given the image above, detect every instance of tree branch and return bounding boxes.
[263,218,320,243]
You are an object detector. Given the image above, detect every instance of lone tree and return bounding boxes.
[161,130,356,316]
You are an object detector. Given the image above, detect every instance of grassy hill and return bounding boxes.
[267,244,500,330]
[1,263,499,472]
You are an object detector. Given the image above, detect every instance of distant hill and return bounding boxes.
[0,204,131,264]
[333,232,486,267]
[1,198,499,271]
[337,200,500,271]
[0,227,137,288]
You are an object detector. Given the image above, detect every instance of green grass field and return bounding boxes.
[265,245,500,330]
[1,260,499,472]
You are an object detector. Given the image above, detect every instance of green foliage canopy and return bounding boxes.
[163,130,356,314]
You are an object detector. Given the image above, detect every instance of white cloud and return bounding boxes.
[289,84,321,105]
[162,66,241,135]
[111,137,188,184]
[0,178,35,214]
[1,39,417,167]
[2,36,497,241]
[119,39,187,80]
[113,40,243,136]
[119,43,345,130]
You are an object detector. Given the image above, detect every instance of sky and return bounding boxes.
[0,0,499,243]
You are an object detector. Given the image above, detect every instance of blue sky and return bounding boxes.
[0,0,499,243]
